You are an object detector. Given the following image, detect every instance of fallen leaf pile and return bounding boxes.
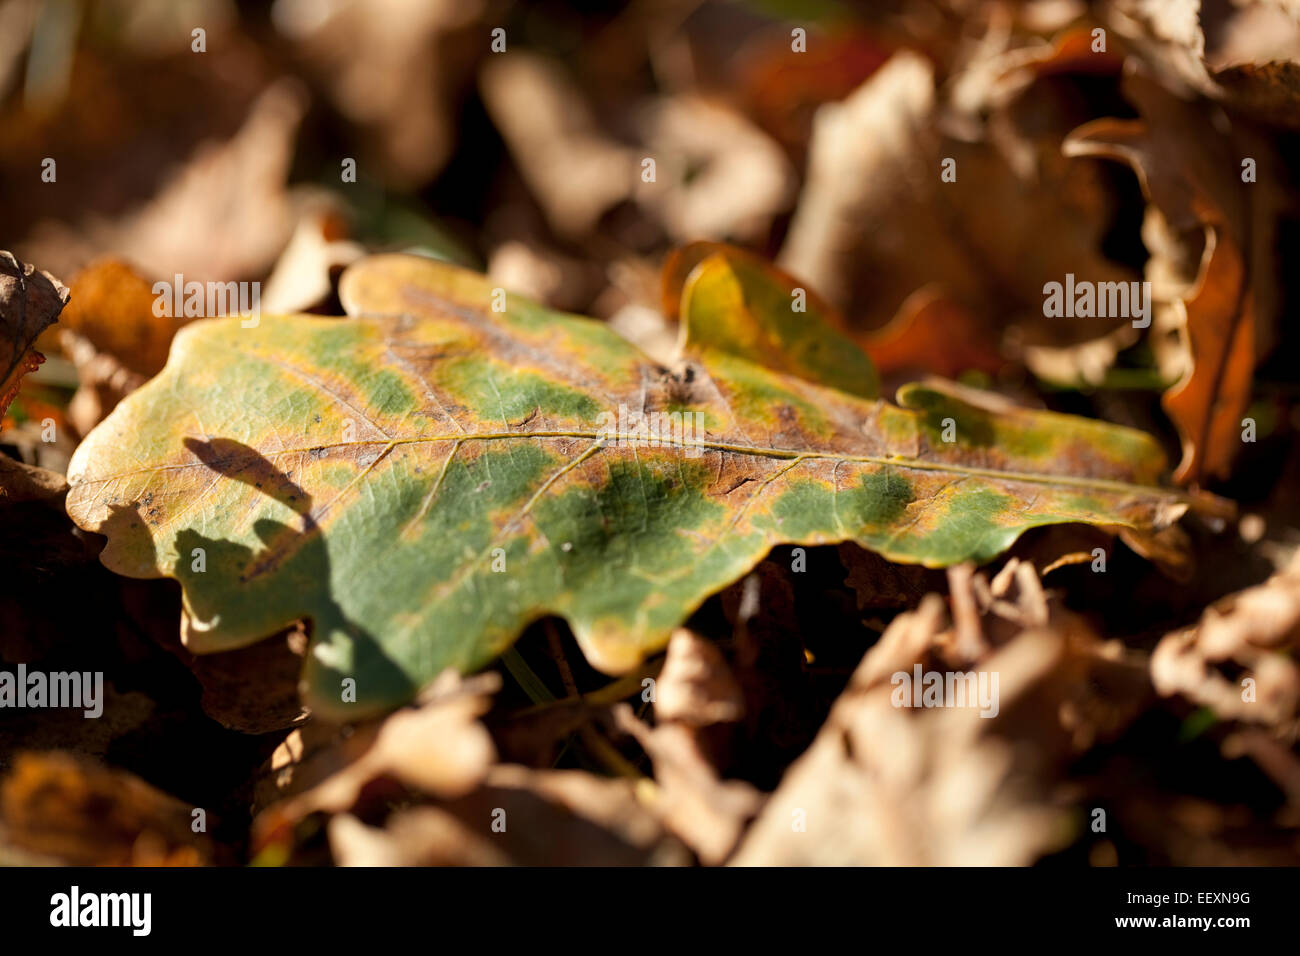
[2,0,1300,868]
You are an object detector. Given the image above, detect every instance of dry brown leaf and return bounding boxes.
[328,763,689,866]
[259,200,366,315]
[184,630,307,735]
[255,668,689,865]
[1151,551,1300,726]
[0,454,65,504]
[1064,67,1281,483]
[254,710,378,816]
[256,633,737,864]
[482,51,795,245]
[135,602,308,736]
[598,630,759,864]
[21,80,306,284]
[480,53,637,238]
[0,684,156,779]
[631,95,796,243]
[55,258,184,435]
[324,808,506,866]
[653,628,745,727]
[732,569,1150,865]
[861,285,1004,378]
[779,41,1137,373]
[0,751,215,865]
[254,671,500,844]
[838,541,937,612]
[1160,228,1256,484]
[1103,0,1300,126]
[778,51,939,317]
[615,706,762,865]
[273,0,483,187]
[731,603,1062,865]
[58,259,181,377]
[60,330,148,438]
[0,251,68,420]
[1115,513,1197,582]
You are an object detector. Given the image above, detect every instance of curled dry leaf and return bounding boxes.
[615,704,761,865]
[779,51,939,318]
[258,201,366,316]
[65,253,1206,718]
[1064,68,1282,483]
[662,241,879,399]
[1159,228,1256,485]
[1151,551,1300,726]
[839,541,936,612]
[254,708,380,816]
[731,596,1062,865]
[605,629,757,864]
[60,330,147,439]
[482,53,795,245]
[0,251,69,420]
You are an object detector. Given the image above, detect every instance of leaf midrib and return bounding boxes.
[72,429,1189,501]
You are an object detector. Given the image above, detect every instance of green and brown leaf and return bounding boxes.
[65,253,1203,718]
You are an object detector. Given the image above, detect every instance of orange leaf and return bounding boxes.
[1162,229,1255,484]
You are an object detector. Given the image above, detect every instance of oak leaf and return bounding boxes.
[67,253,1206,718]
